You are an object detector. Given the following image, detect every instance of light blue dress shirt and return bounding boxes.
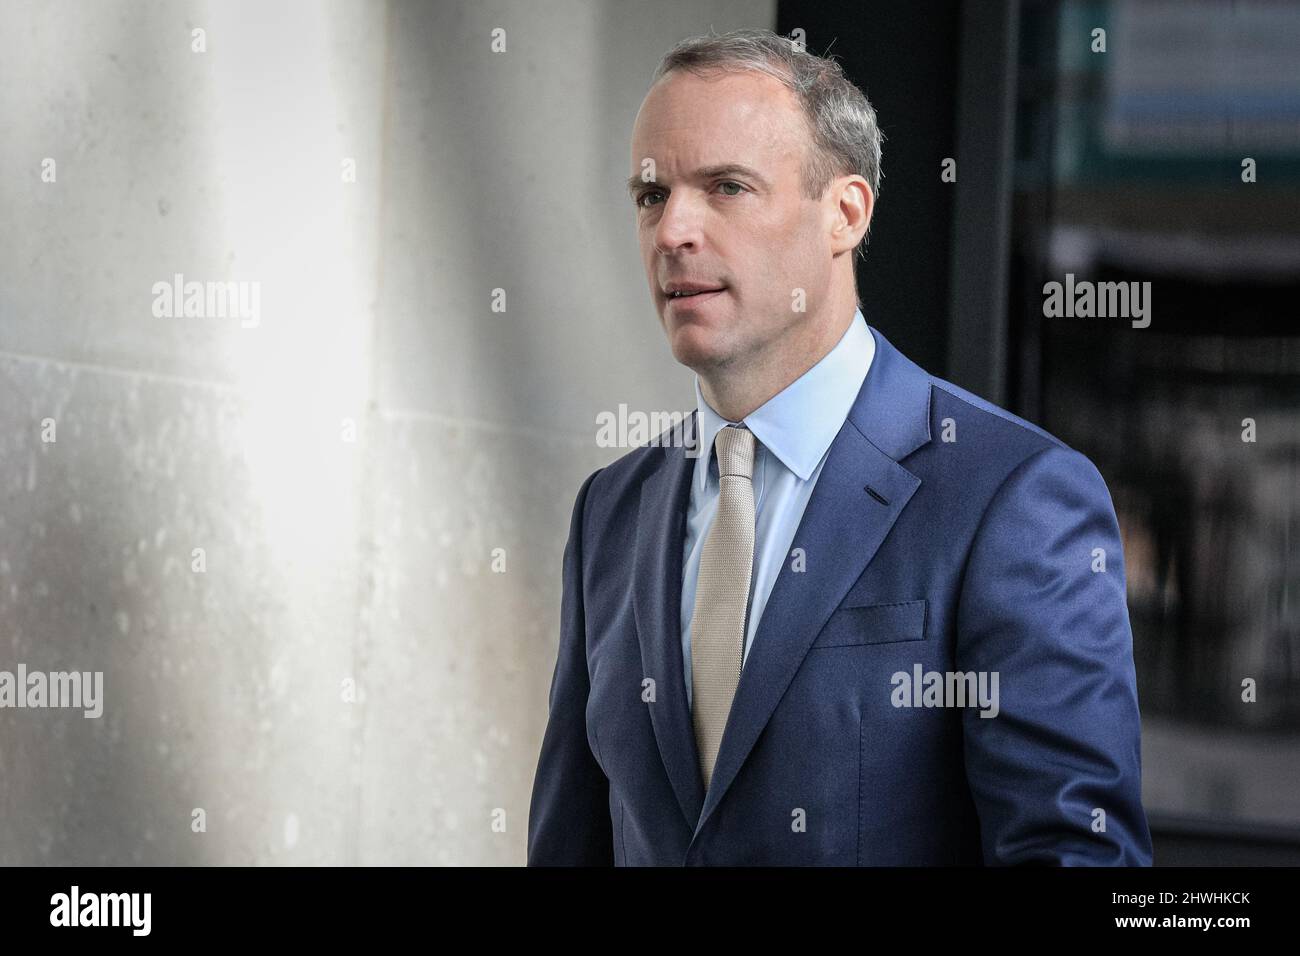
[681,307,876,711]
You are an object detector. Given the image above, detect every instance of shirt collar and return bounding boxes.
[694,307,875,491]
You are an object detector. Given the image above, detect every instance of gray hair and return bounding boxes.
[650,28,883,244]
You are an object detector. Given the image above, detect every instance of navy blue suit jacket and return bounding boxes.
[528,324,1152,866]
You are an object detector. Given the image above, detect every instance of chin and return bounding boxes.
[667,324,734,371]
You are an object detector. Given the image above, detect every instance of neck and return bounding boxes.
[699,298,857,423]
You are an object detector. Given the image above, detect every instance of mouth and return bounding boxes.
[664,286,727,309]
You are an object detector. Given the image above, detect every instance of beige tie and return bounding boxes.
[690,425,757,792]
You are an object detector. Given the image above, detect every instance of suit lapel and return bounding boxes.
[633,416,707,830]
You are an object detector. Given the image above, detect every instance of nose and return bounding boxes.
[653,190,703,256]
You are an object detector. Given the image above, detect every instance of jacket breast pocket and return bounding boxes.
[810,599,927,648]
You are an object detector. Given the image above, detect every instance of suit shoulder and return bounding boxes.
[926,376,1074,461]
[586,442,676,497]
[584,411,696,496]
[575,435,692,542]
[917,376,1112,504]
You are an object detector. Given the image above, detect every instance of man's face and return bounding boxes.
[629,69,833,373]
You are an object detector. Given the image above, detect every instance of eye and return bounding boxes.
[636,181,746,209]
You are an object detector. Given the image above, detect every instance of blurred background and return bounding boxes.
[0,0,1295,865]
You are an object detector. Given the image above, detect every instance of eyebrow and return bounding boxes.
[625,163,770,198]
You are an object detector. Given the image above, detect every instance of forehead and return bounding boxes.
[631,69,806,172]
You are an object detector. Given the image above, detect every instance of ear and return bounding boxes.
[828,175,873,255]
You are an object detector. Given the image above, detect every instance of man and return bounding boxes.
[527,29,1152,866]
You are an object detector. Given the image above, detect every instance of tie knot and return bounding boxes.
[714,425,755,480]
